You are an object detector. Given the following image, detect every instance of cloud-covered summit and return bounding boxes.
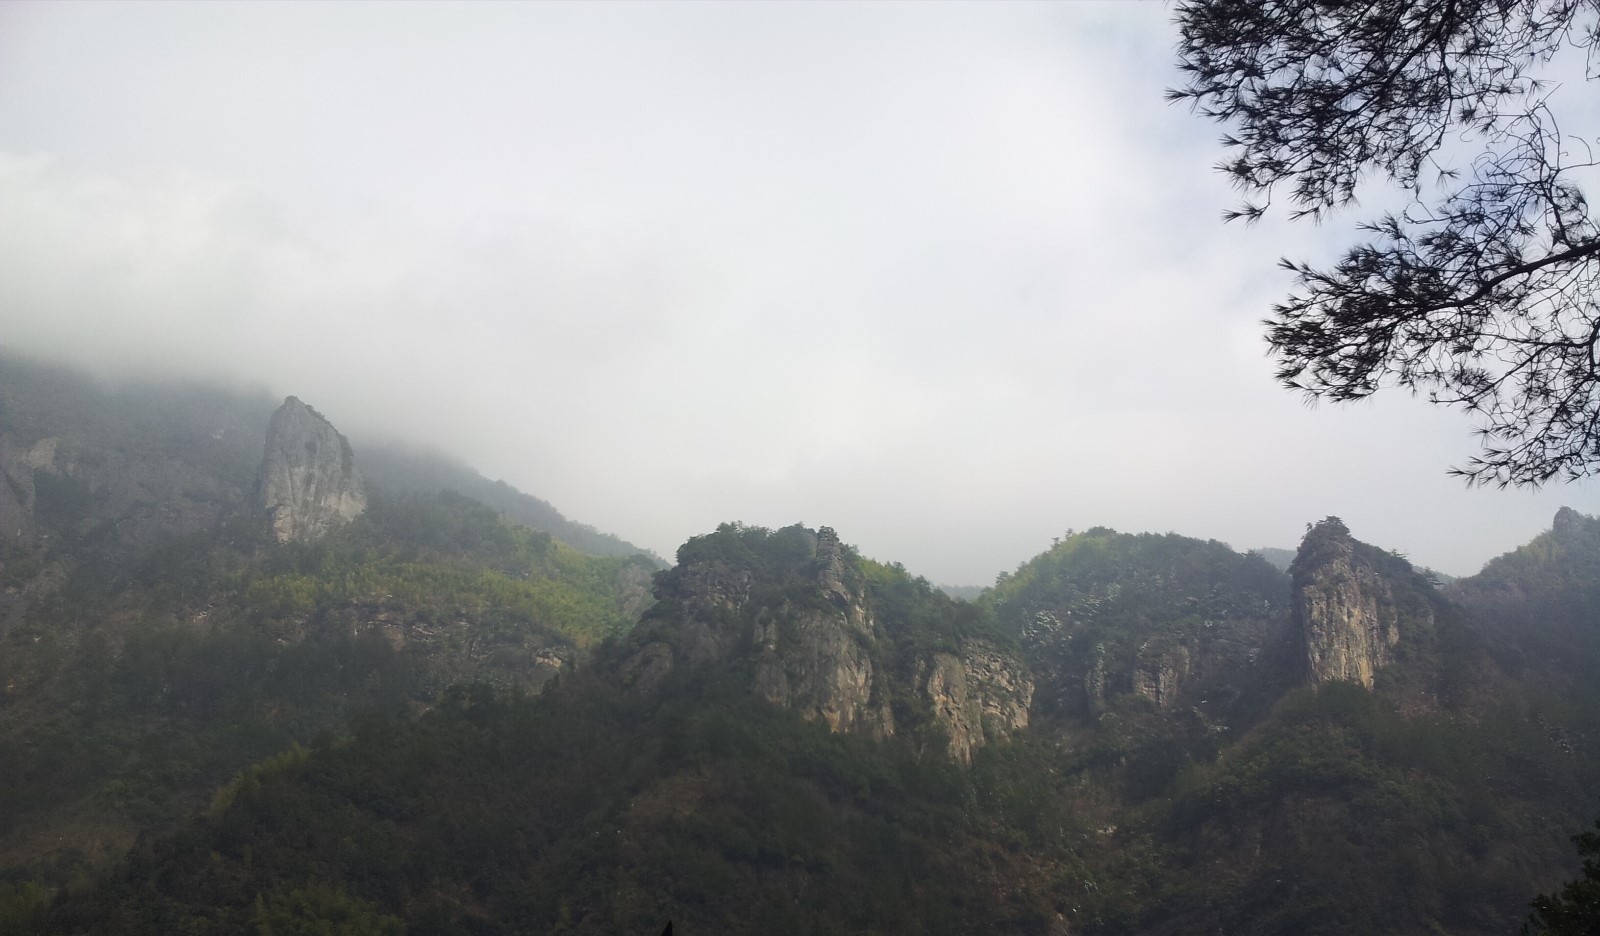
[1,2,1595,583]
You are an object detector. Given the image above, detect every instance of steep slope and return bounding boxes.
[986,527,1297,735]
[1293,519,1411,687]
[50,677,1050,936]
[360,442,663,563]
[0,353,659,883]
[6,353,1598,936]
[41,525,1061,936]
[0,351,655,564]
[1290,516,1494,713]
[1449,507,1600,686]
[1124,678,1600,936]
[0,356,272,582]
[1109,520,1595,936]
[29,519,1600,936]
[616,523,1032,764]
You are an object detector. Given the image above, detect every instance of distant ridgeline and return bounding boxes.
[3,352,1599,936]
[359,442,663,564]
[0,350,659,559]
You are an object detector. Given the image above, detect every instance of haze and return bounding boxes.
[2,1,1596,584]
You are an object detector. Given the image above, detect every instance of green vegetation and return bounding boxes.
[1451,508,1600,681]
[0,881,51,936]
[235,491,642,649]
[6,355,1600,936]
[49,641,1597,936]
[45,677,1040,936]
[1137,682,1600,935]
[0,355,658,890]
[360,443,663,563]
[253,884,404,936]
[0,489,648,885]
[35,518,1590,936]
[1526,820,1600,936]
[985,527,1293,728]
[663,521,824,582]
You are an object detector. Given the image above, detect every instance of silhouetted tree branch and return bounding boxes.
[1171,0,1600,485]
[1524,819,1600,935]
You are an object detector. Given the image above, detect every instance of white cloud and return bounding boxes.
[1,2,1596,583]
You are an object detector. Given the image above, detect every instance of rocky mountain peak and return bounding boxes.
[1552,505,1586,538]
[614,523,1033,762]
[812,525,852,606]
[256,396,366,543]
[1290,516,1431,690]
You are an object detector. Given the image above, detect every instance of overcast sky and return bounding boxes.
[2,1,1597,583]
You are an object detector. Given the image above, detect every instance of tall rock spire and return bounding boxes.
[256,397,366,542]
[1291,517,1432,689]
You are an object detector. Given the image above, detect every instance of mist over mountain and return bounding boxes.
[4,7,1600,931]
[358,443,663,565]
[1252,547,1296,573]
[6,5,1598,588]
[1,354,1597,935]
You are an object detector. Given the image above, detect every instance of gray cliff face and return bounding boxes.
[1292,517,1428,689]
[1125,616,1286,713]
[624,527,894,736]
[620,525,1035,761]
[256,397,366,543]
[752,602,891,739]
[1031,601,1288,725]
[618,556,755,696]
[751,527,893,738]
[921,640,1034,764]
[1131,641,1192,710]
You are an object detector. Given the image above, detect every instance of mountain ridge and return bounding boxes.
[2,350,1597,935]
[0,349,655,563]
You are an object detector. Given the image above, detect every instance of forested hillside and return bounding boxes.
[0,354,659,896]
[2,354,1597,936]
[360,444,662,564]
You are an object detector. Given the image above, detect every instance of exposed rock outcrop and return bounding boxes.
[618,558,747,696]
[1006,531,1295,730]
[619,524,1033,761]
[1292,517,1429,689]
[256,397,366,543]
[0,436,77,547]
[1,415,263,570]
[613,559,659,621]
[1131,640,1192,709]
[813,526,854,609]
[751,527,893,736]
[1551,505,1586,538]
[752,601,890,738]
[624,526,895,737]
[922,640,1034,764]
